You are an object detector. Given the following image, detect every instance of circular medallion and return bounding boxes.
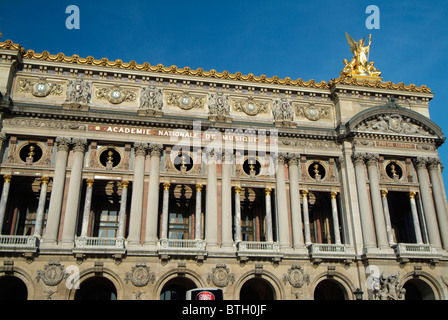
[32,82,50,97]
[243,102,259,116]
[177,95,194,110]
[107,89,125,104]
[181,96,191,106]
[305,106,320,121]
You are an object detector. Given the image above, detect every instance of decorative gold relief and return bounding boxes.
[295,103,330,121]
[95,85,137,104]
[232,97,269,116]
[1,40,431,93]
[166,91,204,110]
[18,78,63,97]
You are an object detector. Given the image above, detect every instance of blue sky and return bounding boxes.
[1,0,448,185]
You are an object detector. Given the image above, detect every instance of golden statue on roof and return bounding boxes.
[341,32,381,79]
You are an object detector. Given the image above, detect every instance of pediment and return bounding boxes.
[354,113,432,136]
[345,98,444,143]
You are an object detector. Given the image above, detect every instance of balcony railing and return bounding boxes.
[73,236,125,254]
[0,235,38,252]
[237,241,280,252]
[159,239,206,251]
[394,243,437,259]
[309,243,354,259]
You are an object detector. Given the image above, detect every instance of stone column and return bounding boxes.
[221,150,233,249]
[42,137,70,246]
[80,179,94,238]
[288,153,304,249]
[127,142,148,246]
[409,192,423,244]
[414,157,442,248]
[195,184,202,240]
[33,177,50,238]
[275,153,290,249]
[144,143,163,247]
[265,188,274,242]
[234,186,242,242]
[365,153,389,249]
[117,181,129,239]
[352,153,376,249]
[301,190,311,245]
[160,183,170,239]
[427,158,448,249]
[330,192,341,245]
[205,149,218,249]
[0,174,12,234]
[60,138,87,248]
[380,190,395,246]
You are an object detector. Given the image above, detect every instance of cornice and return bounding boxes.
[0,40,432,94]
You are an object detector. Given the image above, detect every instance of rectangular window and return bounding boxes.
[93,197,120,238]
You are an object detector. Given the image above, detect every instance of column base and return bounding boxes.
[292,246,310,255]
[220,243,236,253]
[58,240,75,251]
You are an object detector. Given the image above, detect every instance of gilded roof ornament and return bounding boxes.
[341,32,382,80]
[0,40,431,93]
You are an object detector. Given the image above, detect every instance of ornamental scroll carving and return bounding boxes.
[355,114,430,136]
[232,96,269,116]
[282,265,310,288]
[36,261,66,286]
[206,264,235,288]
[18,78,63,97]
[166,91,205,110]
[295,103,330,121]
[95,85,137,104]
[125,263,156,287]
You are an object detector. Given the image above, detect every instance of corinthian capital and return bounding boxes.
[286,152,300,166]
[134,142,148,156]
[55,137,71,151]
[351,152,366,165]
[72,138,87,152]
[365,153,379,166]
[148,143,164,157]
[413,156,428,169]
[427,157,441,170]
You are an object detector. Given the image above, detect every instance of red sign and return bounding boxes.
[196,291,215,300]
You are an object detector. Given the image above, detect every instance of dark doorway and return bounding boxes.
[0,276,27,300]
[240,278,275,300]
[160,277,196,300]
[314,279,347,300]
[74,276,117,300]
[403,279,435,300]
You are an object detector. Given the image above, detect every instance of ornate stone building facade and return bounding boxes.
[0,39,447,300]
